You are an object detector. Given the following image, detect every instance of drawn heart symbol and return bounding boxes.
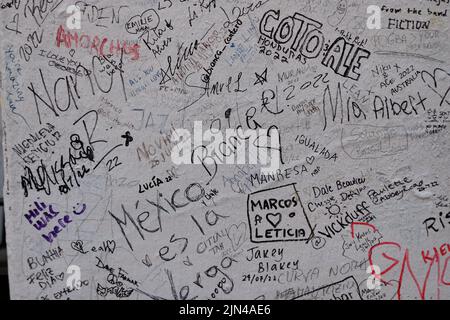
[142,254,152,268]
[306,156,315,165]
[105,240,116,254]
[227,223,247,250]
[333,45,342,53]
[71,240,86,254]
[421,68,450,106]
[421,68,450,90]
[56,272,65,281]
[5,13,20,34]
[358,278,399,300]
[126,9,160,34]
[266,213,282,228]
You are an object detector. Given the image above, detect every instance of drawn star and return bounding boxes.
[254,67,268,86]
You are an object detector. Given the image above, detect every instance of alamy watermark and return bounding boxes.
[170,122,282,174]
[367,5,382,30]
[66,265,82,290]
[66,5,81,30]
[366,264,382,290]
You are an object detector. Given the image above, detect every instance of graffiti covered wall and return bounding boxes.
[0,0,449,300]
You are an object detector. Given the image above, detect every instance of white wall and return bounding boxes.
[1,0,449,300]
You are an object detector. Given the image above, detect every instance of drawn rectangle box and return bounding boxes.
[341,124,408,159]
[247,183,313,244]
